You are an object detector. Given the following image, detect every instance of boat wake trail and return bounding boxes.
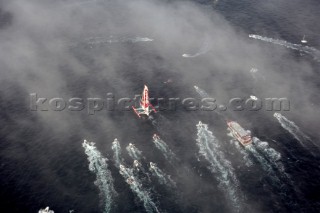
[119,165,160,213]
[196,121,243,212]
[182,40,210,58]
[245,144,282,185]
[228,126,299,208]
[72,36,153,48]
[194,85,210,98]
[132,160,151,182]
[126,143,143,161]
[252,137,285,173]
[38,207,54,213]
[249,34,320,62]
[152,134,178,164]
[149,162,176,188]
[83,140,117,213]
[273,113,318,153]
[229,138,253,167]
[111,138,123,168]
[244,142,300,210]
[194,86,226,118]
[85,36,153,44]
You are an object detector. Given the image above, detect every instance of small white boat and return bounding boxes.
[301,35,307,44]
[250,95,258,100]
[38,207,54,213]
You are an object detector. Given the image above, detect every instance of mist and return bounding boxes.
[0,0,319,212]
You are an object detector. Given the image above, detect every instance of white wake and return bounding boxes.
[253,137,284,172]
[196,121,243,212]
[111,138,123,168]
[119,164,160,213]
[229,138,254,167]
[83,140,116,213]
[152,135,177,164]
[182,40,210,58]
[126,143,143,161]
[194,85,210,98]
[249,34,320,62]
[149,162,176,188]
[84,36,153,46]
[274,113,313,147]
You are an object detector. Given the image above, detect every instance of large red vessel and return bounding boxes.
[227,121,252,146]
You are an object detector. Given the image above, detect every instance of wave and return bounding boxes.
[245,144,282,186]
[149,162,176,188]
[274,113,319,158]
[196,121,243,212]
[152,135,177,164]
[126,143,143,161]
[182,40,210,58]
[71,36,154,49]
[229,138,254,167]
[249,34,320,62]
[38,207,54,213]
[111,138,123,168]
[273,113,314,147]
[119,164,160,213]
[253,137,284,170]
[83,140,116,213]
[194,85,210,98]
[86,36,153,45]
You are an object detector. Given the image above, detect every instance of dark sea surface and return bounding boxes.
[0,0,320,213]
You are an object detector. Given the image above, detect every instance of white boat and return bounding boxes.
[149,162,157,170]
[273,112,282,119]
[301,35,307,44]
[38,207,54,213]
[250,95,258,100]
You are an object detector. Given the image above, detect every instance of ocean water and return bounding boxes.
[0,0,320,213]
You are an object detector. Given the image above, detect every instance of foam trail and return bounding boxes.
[249,34,320,62]
[132,160,150,180]
[83,140,116,213]
[149,162,176,188]
[245,144,282,185]
[273,113,315,148]
[111,138,123,168]
[119,165,160,213]
[182,40,210,58]
[78,36,153,48]
[152,134,177,164]
[196,121,243,212]
[229,138,253,167]
[251,141,301,207]
[252,137,285,172]
[194,86,226,118]
[194,85,210,98]
[126,143,143,161]
[38,207,54,213]
[228,126,288,186]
